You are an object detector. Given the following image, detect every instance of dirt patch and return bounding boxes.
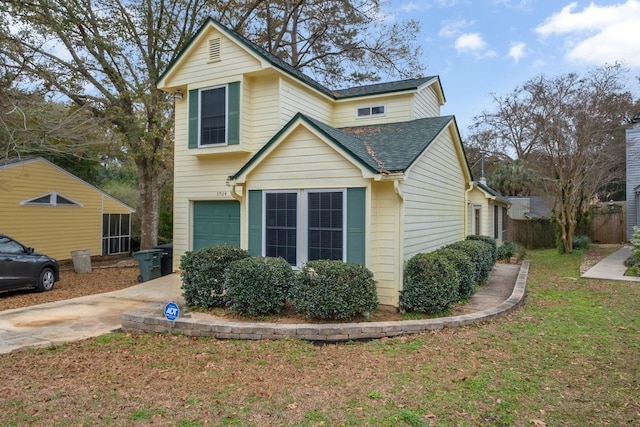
[0,265,139,312]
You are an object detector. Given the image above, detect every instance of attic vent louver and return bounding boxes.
[208,38,221,62]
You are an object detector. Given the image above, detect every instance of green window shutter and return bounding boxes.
[188,89,199,148]
[248,190,263,256]
[346,187,366,265]
[227,82,240,145]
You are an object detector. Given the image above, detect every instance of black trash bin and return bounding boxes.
[155,243,174,276]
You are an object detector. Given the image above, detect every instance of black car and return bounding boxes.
[0,234,59,292]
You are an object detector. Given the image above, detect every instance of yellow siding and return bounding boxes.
[246,74,281,151]
[400,126,467,259]
[279,78,332,126]
[162,28,262,89]
[0,160,132,260]
[246,126,367,189]
[333,94,414,128]
[370,181,402,306]
[413,85,441,118]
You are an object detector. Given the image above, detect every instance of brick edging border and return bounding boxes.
[121,261,529,342]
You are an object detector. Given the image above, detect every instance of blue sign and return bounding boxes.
[164,301,180,321]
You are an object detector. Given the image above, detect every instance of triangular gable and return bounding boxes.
[0,157,135,212]
[474,181,510,206]
[231,113,379,184]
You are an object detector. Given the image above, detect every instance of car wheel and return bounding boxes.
[35,267,56,292]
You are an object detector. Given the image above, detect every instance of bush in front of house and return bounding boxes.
[466,235,497,264]
[446,239,494,284]
[400,252,459,314]
[224,256,294,317]
[436,247,476,300]
[289,260,378,320]
[179,246,250,308]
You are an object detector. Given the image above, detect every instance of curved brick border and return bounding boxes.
[121,261,528,342]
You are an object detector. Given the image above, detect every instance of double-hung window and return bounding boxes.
[199,85,227,146]
[264,190,345,266]
[188,82,240,148]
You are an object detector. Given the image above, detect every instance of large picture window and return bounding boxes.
[200,86,227,146]
[264,190,345,265]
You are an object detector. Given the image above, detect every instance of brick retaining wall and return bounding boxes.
[121,261,528,342]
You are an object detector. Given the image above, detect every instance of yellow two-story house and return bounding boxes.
[158,18,508,307]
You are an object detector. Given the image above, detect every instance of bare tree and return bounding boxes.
[468,64,635,252]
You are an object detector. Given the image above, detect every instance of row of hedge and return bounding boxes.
[180,235,499,320]
[399,235,497,315]
[179,246,378,320]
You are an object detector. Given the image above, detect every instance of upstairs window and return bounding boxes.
[357,105,386,118]
[21,192,81,207]
[200,86,227,146]
[188,82,240,148]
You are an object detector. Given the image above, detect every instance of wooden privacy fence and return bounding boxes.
[506,218,556,249]
[505,202,627,248]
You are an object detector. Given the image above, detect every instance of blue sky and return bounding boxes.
[384,0,640,134]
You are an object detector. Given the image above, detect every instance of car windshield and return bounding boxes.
[0,236,26,254]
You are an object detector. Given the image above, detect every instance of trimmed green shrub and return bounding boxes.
[179,246,250,308]
[290,260,378,320]
[400,252,459,314]
[437,247,476,300]
[224,257,294,317]
[497,241,518,261]
[466,235,497,264]
[446,239,494,284]
[572,235,591,250]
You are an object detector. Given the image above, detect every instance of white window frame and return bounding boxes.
[20,191,82,207]
[262,189,347,266]
[356,104,386,119]
[198,84,228,147]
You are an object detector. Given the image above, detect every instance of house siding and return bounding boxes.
[0,160,132,260]
[413,85,441,118]
[162,28,262,89]
[370,181,402,306]
[332,94,414,128]
[626,126,640,240]
[279,77,332,127]
[400,126,467,259]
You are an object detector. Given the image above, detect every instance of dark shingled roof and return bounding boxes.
[333,77,438,99]
[233,114,455,178]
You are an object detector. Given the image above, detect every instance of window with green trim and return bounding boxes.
[189,82,240,148]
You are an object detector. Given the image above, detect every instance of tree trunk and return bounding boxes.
[137,158,164,249]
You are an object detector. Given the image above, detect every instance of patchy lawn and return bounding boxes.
[0,246,638,426]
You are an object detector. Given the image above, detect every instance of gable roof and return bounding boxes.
[157,17,442,102]
[232,113,459,180]
[0,157,135,212]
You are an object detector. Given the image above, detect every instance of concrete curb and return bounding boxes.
[121,261,529,342]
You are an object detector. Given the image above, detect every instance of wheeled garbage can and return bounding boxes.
[154,243,174,276]
[132,249,163,282]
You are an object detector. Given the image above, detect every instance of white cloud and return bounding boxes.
[494,0,533,11]
[439,19,472,37]
[535,0,640,67]
[454,33,498,58]
[398,1,433,12]
[508,42,526,63]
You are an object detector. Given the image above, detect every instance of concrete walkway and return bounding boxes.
[581,246,640,281]
[2,261,528,353]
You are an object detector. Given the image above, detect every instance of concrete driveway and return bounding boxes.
[0,274,184,354]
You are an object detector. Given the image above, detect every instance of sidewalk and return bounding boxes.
[581,246,640,282]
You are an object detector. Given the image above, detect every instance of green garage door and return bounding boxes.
[193,201,240,250]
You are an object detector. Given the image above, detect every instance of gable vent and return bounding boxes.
[208,38,221,62]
